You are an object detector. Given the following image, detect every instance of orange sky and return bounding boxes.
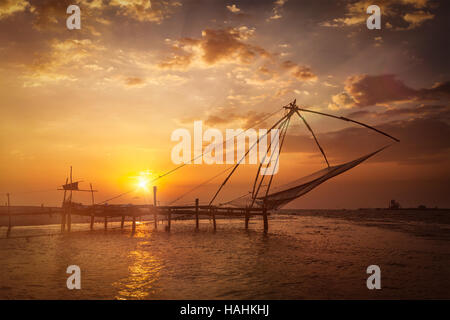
[0,0,449,209]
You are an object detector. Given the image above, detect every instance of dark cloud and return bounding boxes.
[159,27,270,69]
[284,106,450,165]
[0,0,31,20]
[347,104,450,120]
[320,0,438,30]
[158,26,317,84]
[280,60,317,81]
[330,74,450,109]
[5,0,181,32]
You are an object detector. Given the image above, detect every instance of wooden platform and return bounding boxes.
[1,200,270,237]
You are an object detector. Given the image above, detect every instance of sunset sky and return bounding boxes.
[0,0,449,209]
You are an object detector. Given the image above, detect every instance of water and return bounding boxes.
[0,213,449,299]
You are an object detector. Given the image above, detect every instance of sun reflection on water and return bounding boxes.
[113,230,163,299]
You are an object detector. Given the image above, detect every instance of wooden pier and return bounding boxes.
[1,166,270,238]
[1,196,270,238]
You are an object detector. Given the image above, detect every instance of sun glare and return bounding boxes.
[135,170,153,192]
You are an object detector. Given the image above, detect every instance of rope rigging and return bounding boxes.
[208,111,292,206]
[209,100,400,208]
[97,107,285,205]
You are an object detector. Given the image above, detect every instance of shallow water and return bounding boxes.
[0,213,449,299]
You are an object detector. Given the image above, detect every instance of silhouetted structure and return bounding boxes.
[389,199,401,209]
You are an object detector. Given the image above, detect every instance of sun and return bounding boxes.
[137,176,149,190]
[135,170,152,192]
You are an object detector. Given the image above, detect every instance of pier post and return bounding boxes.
[6,193,11,237]
[61,213,66,232]
[67,211,71,232]
[245,208,249,229]
[104,217,108,230]
[153,186,158,229]
[67,167,72,232]
[167,210,171,232]
[132,216,136,232]
[212,207,216,231]
[121,216,125,229]
[195,198,199,230]
[263,207,268,233]
[90,183,95,230]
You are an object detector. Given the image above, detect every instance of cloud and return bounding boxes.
[328,92,355,110]
[281,60,317,82]
[109,0,181,23]
[159,27,317,88]
[267,0,287,21]
[347,104,450,120]
[159,27,270,69]
[180,105,271,128]
[402,10,434,29]
[329,74,450,109]
[22,38,105,86]
[13,0,181,32]
[226,4,240,13]
[124,76,146,87]
[284,106,450,165]
[0,0,31,20]
[320,0,437,30]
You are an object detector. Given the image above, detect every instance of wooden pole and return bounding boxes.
[212,207,216,231]
[61,212,66,232]
[245,208,249,230]
[90,183,95,204]
[121,216,125,229]
[263,206,268,233]
[6,193,11,237]
[153,186,158,229]
[167,210,171,231]
[132,215,136,232]
[67,211,72,232]
[195,198,199,230]
[104,217,107,230]
[90,183,95,230]
[61,177,68,232]
[67,166,72,232]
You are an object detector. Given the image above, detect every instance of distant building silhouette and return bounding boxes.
[389,199,401,209]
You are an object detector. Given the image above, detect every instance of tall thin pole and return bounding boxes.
[195,198,199,230]
[90,183,95,230]
[153,186,158,229]
[61,177,68,232]
[7,193,11,237]
[90,183,95,205]
[67,166,72,232]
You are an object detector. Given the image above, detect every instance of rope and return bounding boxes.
[208,112,291,206]
[168,165,234,205]
[97,107,284,205]
[295,110,330,167]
